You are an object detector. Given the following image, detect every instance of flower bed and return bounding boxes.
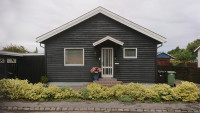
[0,79,199,102]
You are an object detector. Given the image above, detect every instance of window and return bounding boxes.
[64,48,84,66]
[123,48,137,58]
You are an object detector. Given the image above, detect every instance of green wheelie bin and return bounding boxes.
[167,71,176,87]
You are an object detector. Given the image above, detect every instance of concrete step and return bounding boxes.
[99,78,117,81]
[96,81,122,84]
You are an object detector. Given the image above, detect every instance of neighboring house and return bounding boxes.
[157,52,174,66]
[157,52,175,60]
[194,46,200,68]
[36,7,166,83]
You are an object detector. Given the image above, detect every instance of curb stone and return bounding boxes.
[1,106,200,112]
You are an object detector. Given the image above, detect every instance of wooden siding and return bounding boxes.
[18,56,45,83]
[44,14,159,83]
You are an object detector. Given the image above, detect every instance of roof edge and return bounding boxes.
[36,6,166,43]
[93,36,124,46]
[194,46,200,52]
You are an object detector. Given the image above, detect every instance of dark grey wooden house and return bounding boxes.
[36,7,166,84]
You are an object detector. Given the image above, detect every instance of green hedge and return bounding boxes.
[0,79,199,102]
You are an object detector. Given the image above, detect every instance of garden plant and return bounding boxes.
[0,78,199,102]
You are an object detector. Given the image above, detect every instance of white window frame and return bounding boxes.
[123,48,137,58]
[64,48,84,66]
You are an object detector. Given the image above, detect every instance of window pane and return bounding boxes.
[65,49,83,64]
[125,49,136,57]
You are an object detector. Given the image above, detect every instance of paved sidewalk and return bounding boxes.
[0,101,200,112]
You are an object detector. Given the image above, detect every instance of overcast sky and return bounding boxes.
[0,0,200,53]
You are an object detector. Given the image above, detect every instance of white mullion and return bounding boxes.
[108,49,110,75]
[112,48,113,76]
[110,49,111,75]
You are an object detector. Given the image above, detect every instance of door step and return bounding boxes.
[85,78,123,87]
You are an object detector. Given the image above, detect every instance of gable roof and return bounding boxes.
[93,36,124,46]
[194,46,200,52]
[157,52,175,59]
[36,6,166,43]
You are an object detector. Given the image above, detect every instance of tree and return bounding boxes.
[168,46,184,55]
[174,50,193,61]
[2,44,29,53]
[167,39,200,61]
[186,39,200,60]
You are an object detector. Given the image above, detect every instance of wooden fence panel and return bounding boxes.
[18,56,45,83]
[158,66,200,84]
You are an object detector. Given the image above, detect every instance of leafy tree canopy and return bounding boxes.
[2,44,29,53]
[167,39,200,61]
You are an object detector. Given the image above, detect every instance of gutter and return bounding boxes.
[157,43,163,48]
[40,43,45,48]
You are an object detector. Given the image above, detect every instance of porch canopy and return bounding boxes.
[93,36,124,46]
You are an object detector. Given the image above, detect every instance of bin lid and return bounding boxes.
[167,71,176,74]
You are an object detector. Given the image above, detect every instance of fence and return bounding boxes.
[158,66,200,84]
[17,56,45,83]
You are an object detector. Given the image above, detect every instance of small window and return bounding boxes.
[64,48,84,66]
[123,48,137,58]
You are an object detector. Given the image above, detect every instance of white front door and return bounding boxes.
[101,48,113,77]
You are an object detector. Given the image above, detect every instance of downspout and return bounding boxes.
[40,43,44,48]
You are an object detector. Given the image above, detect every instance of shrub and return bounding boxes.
[0,79,199,102]
[172,81,199,102]
[0,79,31,99]
[113,83,159,101]
[0,79,78,101]
[24,83,45,100]
[86,83,114,100]
[152,84,173,101]
[40,76,49,83]
[118,95,134,102]
[78,88,89,100]
[53,86,77,100]
[60,86,71,91]
[197,93,200,102]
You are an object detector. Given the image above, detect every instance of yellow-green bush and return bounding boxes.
[0,79,31,99]
[0,79,199,102]
[24,83,45,100]
[112,83,159,101]
[152,84,173,101]
[86,83,114,100]
[78,88,89,100]
[172,81,199,102]
[0,79,77,101]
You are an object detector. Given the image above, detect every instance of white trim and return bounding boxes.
[101,48,113,78]
[36,6,166,43]
[93,36,124,46]
[123,48,137,58]
[64,48,84,66]
[194,46,200,52]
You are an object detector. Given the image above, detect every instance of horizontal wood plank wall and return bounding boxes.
[44,14,159,83]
